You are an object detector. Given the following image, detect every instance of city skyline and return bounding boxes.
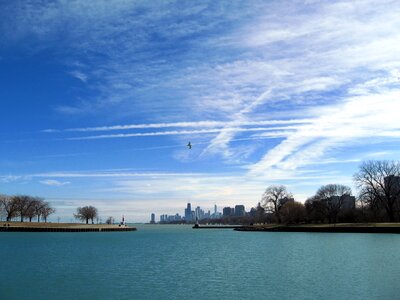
[154,202,248,223]
[1,1,400,222]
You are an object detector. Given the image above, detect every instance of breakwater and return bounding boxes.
[235,225,400,234]
[0,226,136,232]
[0,221,136,232]
[192,225,243,229]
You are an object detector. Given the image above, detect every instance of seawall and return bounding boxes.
[0,221,136,232]
[235,225,400,234]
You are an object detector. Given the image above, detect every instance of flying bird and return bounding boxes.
[187,142,192,149]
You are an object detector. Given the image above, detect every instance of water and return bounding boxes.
[1,225,400,300]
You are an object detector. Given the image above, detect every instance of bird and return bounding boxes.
[187,142,192,149]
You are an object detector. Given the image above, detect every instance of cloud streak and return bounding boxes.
[44,119,312,133]
[248,89,400,175]
[39,179,71,186]
[66,126,297,140]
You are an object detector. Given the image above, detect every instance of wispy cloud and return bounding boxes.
[0,175,22,183]
[69,70,88,83]
[248,89,400,175]
[39,179,71,186]
[44,119,312,133]
[32,171,203,179]
[66,126,298,140]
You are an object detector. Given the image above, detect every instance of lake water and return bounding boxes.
[1,225,400,299]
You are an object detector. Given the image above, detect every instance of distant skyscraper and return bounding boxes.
[150,213,155,224]
[385,175,400,196]
[214,204,217,215]
[185,203,193,221]
[234,205,246,216]
[223,207,234,217]
[195,206,204,220]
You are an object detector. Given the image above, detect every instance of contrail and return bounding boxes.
[66,126,296,140]
[44,119,312,133]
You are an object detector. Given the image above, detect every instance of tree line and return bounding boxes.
[0,195,55,222]
[259,160,400,224]
[0,198,111,225]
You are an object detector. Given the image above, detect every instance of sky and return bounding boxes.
[1,0,400,222]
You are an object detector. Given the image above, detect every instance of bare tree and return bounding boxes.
[261,185,293,223]
[25,197,44,222]
[13,195,31,222]
[33,198,46,222]
[74,206,98,224]
[305,196,326,223]
[20,196,40,222]
[0,195,18,221]
[280,201,306,224]
[105,216,114,224]
[354,160,400,222]
[40,202,55,223]
[313,184,352,223]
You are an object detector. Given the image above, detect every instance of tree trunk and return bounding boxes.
[388,210,395,222]
[20,216,24,222]
[37,215,40,222]
[29,217,32,222]
[86,219,89,224]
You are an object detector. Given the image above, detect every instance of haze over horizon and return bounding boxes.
[1,0,400,222]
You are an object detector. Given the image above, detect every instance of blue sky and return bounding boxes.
[1,0,400,222]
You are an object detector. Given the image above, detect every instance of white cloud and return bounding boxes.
[39,179,70,186]
[69,70,87,82]
[248,90,400,175]
[45,118,312,133]
[0,175,21,183]
[66,126,298,140]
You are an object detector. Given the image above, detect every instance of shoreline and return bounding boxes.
[0,221,136,232]
[234,223,400,234]
[192,225,243,229]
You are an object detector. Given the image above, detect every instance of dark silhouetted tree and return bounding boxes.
[14,195,32,222]
[25,197,43,222]
[305,196,326,223]
[33,198,46,222]
[0,195,18,221]
[354,160,400,222]
[313,184,352,224]
[40,202,55,223]
[280,201,306,224]
[261,185,294,223]
[74,206,98,224]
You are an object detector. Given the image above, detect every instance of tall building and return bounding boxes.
[384,175,400,196]
[160,214,165,222]
[223,207,234,217]
[150,213,155,224]
[234,205,245,216]
[195,206,204,220]
[185,203,193,221]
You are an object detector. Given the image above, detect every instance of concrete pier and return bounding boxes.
[0,221,136,232]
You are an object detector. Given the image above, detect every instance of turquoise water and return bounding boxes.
[1,225,400,300]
